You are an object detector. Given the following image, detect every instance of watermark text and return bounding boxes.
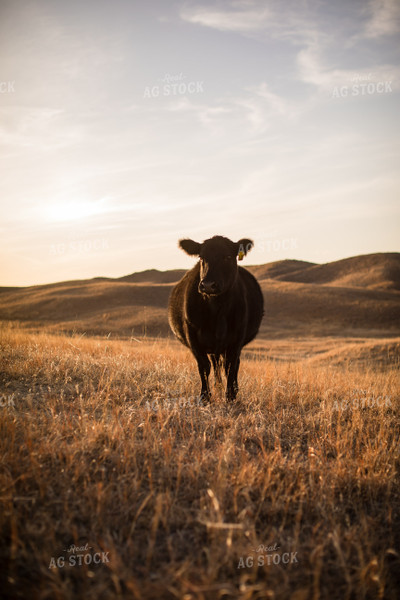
[49,543,110,569]
[144,73,204,99]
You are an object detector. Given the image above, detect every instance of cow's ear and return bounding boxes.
[236,238,253,260]
[179,239,201,256]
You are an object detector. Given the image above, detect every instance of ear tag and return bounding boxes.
[238,250,245,261]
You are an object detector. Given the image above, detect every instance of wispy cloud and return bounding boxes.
[363,0,400,38]
[180,0,400,43]
[180,0,324,44]
[180,0,400,98]
[180,2,272,32]
[161,82,295,138]
[296,40,400,95]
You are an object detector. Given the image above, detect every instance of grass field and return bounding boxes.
[1,323,399,599]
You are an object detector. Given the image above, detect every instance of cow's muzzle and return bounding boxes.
[199,280,220,295]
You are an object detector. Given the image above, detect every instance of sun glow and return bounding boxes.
[45,199,108,223]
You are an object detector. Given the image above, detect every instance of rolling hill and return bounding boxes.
[0,253,399,339]
[273,252,400,290]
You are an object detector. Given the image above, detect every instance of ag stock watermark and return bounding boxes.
[237,237,299,259]
[48,543,110,570]
[144,389,203,411]
[323,390,392,411]
[143,72,204,99]
[238,542,299,569]
[258,237,298,254]
[0,393,16,408]
[49,237,109,257]
[331,72,394,99]
[0,81,15,93]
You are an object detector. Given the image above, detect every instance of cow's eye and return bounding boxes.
[225,256,232,261]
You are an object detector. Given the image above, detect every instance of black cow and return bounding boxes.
[168,235,264,401]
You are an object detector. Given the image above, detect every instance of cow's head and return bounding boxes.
[178,235,254,296]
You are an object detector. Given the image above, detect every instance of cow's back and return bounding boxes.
[237,266,264,346]
[168,265,199,348]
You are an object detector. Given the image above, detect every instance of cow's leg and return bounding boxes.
[184,322,211,402]
[194,352,211,402]
[211,354,222,386]
[224,351,241,401]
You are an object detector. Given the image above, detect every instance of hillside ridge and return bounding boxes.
[275,252,400,290]
[0,252,399,339]
[2,252,398,291]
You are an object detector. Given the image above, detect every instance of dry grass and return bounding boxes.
[0,323,399,599]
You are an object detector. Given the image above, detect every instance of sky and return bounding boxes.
[0,0,399,286]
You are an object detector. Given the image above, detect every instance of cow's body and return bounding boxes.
[168,235,264,401]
